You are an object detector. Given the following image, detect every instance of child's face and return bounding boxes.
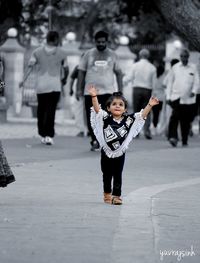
[107,98,126,118]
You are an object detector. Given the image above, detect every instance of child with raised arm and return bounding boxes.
[88,84,159,205]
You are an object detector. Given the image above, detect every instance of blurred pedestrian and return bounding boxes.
[158,58,180,137]
[194,90,200,135]
[125,49,157,139]
[0,141,15,187]
[88,84,159,205]
[76,30,123,151]
[191,56,200,135]
[20,31,69,145]
[194,85,200,135]
[167,49,199,147]
[69,64,86,137]
[151,63,165,135]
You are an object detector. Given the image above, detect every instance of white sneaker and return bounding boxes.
[45,136,54,145]
[41,137,46,144]
[151,127,156,136]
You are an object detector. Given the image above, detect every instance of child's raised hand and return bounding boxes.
[149,96,159,106]
[87,84,97,97]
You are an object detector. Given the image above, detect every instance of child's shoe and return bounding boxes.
[103,193,112,204]
[112,196,122,205]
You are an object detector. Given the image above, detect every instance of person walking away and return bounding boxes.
[69,64,86,137]
[167,48,199,147]
[88,84,159,205]
[191,56,200,135]
[20,31,69,145]
[151,63,166,135]
[159,58,179,137]
[124,48,157,139]
[76,30,123,151]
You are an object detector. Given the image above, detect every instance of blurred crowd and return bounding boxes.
[1,30,200,150]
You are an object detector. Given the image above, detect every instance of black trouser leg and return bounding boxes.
[85,95,96,142]
[37,92,60,138]
[45,92,60,137]
[196,94,200,134]
[112,154,125,196]
[152,102,163,128]
[133,87,152,135]
[101,151,112,194]
[37,93,47,137]
[168,99,180,140]
[180,104,195,144]
[101,150,125,196]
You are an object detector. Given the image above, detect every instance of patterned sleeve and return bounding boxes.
[128,110,145,138]
[90,108,108,148]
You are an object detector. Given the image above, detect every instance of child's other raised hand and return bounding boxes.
[149,96,159,106]
[87,84,97,97]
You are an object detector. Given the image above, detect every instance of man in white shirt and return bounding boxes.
[126,49,157,139]
[167,48,199,147]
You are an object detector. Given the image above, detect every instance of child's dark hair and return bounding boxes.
[106,92,128,109]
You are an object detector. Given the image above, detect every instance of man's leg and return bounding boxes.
[75,97,85,135]
[133,87,142,113]
[168,99,180,146]
[45,92,60,138]
[141,89,152,139]
[98,94,112,110]
[84,95,100,151]
[37,93,47,138]
[180,104,194,145]
[134,88,152,139]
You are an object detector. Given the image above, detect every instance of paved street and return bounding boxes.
[0,119,200,263]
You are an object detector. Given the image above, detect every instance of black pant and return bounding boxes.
[85,94,111,143]
[101,150,125,197]
[133,87,152,135]
[152,101,163,128]
[194,94,200,119]
[168,99,195,144]
[37,92,60,138]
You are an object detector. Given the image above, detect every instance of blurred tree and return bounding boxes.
[153,0,200,51]
[0,0,23,44]
[1,0,200,52]
[123,0,200,51]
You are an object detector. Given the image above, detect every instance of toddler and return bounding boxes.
[88,85,159,205]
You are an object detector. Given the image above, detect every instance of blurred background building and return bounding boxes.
[0,0,199,121]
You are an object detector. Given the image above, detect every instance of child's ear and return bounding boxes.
[123,109,128,115]
[107,106,110,112]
